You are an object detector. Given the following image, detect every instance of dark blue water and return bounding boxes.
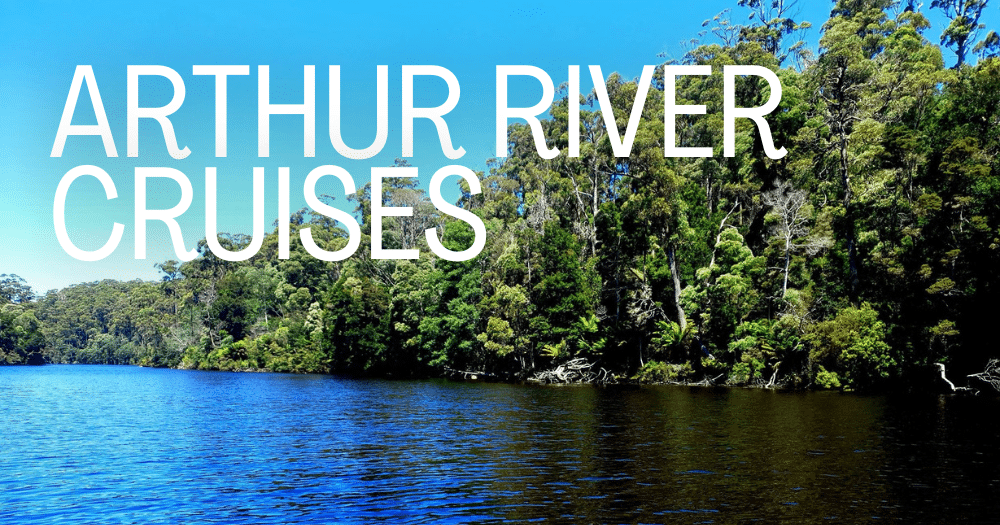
[2,365,999,524]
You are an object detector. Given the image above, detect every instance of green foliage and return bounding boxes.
[729,360,765,385]
[815,366,843,389]
[632,360,695,383]
[531,221,596,355]
[10,3,1000,392]
[541,339,568,359]
[573,314,606,358]
[683,229,765,355]
[806,303,895,389]
[0,306,45,365]
[0,274,34,304]
[932,0,990,66]
[651,320,693,359]
[726,317,799,386]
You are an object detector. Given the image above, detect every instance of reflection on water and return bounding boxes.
[1,365,998,523]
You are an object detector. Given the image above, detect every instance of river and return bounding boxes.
[1,365,998,523]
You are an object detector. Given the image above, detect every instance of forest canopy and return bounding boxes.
[5,0,1000,392]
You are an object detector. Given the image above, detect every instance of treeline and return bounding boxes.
[5,0,1000,390]
[0,275,45,365]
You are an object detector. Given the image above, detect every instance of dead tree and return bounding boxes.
[968,359,1000,393]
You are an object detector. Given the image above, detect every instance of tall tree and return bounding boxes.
[0,274,34,304]
[931,0,990,67]
[737,0,812,66]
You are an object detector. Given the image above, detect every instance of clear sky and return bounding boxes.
[1,0,994,294]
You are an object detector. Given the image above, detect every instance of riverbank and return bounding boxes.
[29,356,999,396]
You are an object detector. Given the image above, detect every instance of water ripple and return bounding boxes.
[2,366,1000,523]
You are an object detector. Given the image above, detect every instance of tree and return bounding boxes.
[0,274,34,304]
[763,180,829,296]
[809,1,943,298]
[737,0,812,66]
[682,228,765,356]
[531,221,596,360]
[0,307,45,365]
[806,303,895,388]
[931,0,990,67]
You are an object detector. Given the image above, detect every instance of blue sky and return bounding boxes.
[1,0,995,294]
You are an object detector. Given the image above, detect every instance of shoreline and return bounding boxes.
[14,360,993,396]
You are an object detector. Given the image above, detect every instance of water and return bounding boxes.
[2,366,998,524]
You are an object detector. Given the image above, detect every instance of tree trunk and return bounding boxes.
[839,132,859,297]
[783,241,791,297]
[668,244,686,333]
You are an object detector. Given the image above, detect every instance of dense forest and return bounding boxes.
[4,0,1000,391]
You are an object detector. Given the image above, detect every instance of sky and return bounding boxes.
[1,0,995,294]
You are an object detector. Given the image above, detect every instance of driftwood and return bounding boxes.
[442,367,496,381]
[765,361,782,389]
[967,359,1000,393]
[531,358,613,385]
[936,363,974,393]
[687,373,726,387]
[935,360,1000,395]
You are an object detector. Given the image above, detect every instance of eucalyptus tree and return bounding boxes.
[737,0,813,67]
[931,0,990,66]
[0,274,34,304]
[808,1,943,298]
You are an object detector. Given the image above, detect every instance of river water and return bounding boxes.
[1,365,998,524]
